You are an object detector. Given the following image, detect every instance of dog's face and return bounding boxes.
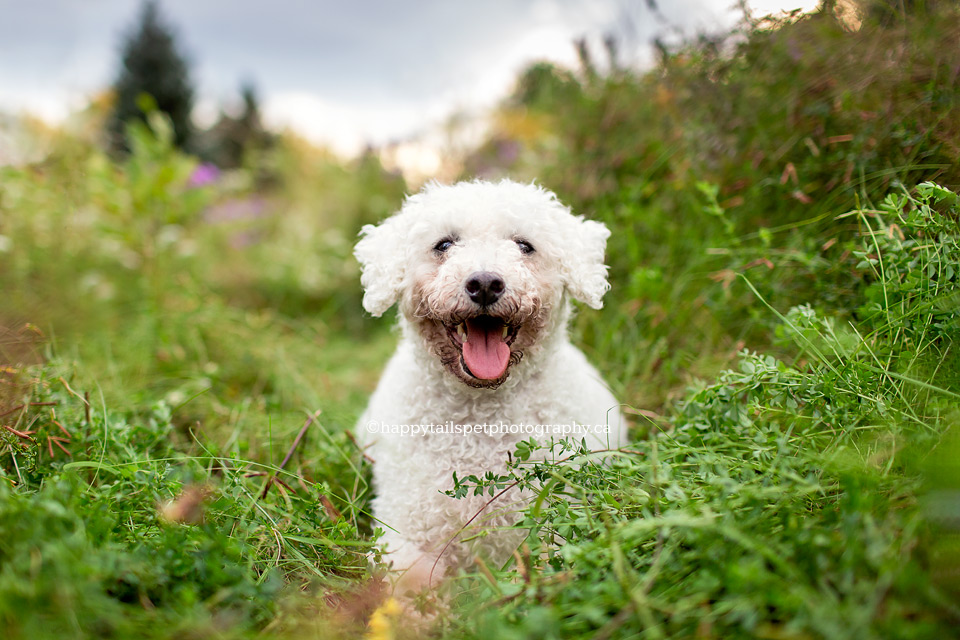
[355,180,610,388]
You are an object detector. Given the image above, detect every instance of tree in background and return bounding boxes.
[200,82,275,173]
[107,1,195,153]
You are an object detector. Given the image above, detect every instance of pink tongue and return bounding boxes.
[462,320,510,380]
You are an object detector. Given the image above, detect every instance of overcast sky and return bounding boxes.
[0,0,817,156]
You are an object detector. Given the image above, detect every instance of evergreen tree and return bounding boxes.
[237,82,262,137]
[199,81,277,177]
[108,1,195,153]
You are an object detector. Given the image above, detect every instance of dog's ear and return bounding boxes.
[559,214,611,309]
[354,212,409,317]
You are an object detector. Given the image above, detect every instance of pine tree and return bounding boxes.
[202,82,271,169]
[108,1,195,153]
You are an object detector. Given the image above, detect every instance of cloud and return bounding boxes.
[262,91,440,156]
[0,0,819,152]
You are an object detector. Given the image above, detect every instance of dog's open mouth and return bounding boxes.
[445,315,520,380]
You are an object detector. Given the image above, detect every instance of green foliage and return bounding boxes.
[4,3,960,638]
[444,10,960,628]
[0,360,376,640]
[440,185,960,639]
[466,3,960,411]
[1,105,400,634]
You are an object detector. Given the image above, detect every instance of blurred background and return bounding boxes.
[2,1,960,638]
[1,0,816,178]
[3,0,858,420]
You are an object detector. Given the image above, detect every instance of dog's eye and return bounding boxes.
[515,239,535,255]
[433,238,455,253]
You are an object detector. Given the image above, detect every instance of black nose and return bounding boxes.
[465,271,505,307]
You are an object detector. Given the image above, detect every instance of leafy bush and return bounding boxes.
[440,183,960,639]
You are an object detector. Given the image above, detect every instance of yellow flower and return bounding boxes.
[365,597,403,640]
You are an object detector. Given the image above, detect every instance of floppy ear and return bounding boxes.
[559,215,611,309]
[354,213,409,317]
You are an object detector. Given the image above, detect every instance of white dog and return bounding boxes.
[354,179,625,593]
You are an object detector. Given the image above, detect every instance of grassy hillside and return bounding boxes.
[2,5,959,639]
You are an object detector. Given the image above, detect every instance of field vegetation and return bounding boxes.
[1,3,959,638]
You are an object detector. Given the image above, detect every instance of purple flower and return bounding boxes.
[188,163,220,188]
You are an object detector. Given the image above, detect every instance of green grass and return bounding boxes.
[435,182,960,638]
[2,4,960,639]
[0,365,378,639]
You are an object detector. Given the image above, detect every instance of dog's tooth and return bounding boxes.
[502,325,509,339]
[457,323,467,342]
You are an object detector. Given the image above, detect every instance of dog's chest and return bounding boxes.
[405,382,576,432]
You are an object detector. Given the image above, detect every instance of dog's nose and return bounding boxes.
[465,271,505,307]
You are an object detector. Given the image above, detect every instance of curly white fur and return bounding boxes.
[354,179,626,593]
